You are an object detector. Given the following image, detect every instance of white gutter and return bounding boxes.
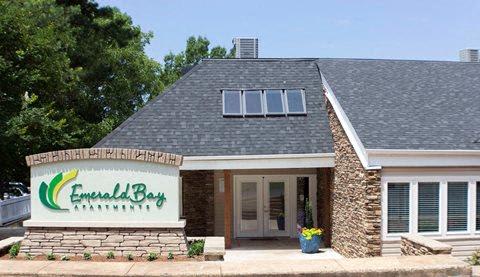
[367,149,480,167]
[180,153,335,170]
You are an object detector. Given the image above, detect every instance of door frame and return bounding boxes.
[233,174,317,238]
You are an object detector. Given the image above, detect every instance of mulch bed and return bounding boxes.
[1,253,204,262]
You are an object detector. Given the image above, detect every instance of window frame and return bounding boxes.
[222,90,243,116]
[446,181,470,235]
[285,89,307,115]
[242,90,264,116]
[264,89,286,115]
[386,182,411,235]
[382,176,479,240]
[417,182,441,235]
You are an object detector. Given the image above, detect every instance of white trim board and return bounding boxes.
[368,149,480,167]
[180,153,335,170]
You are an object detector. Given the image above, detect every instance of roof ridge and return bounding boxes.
[203,58,318,62]
[317,57,480,64]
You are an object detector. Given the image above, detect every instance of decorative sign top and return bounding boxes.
[25,148,183,167]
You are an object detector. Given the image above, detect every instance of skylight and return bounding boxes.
[222,90,242,115]
[286,89,306,114]
[265,90,284,114]
[244,90,263,115]
[222,89,306,117]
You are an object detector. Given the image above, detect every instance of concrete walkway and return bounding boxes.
[0,255,471,276]
[225,238,343,261]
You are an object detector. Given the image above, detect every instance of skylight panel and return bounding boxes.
[286,89,306,114]
[265,90,284,114]
[222,90,242,115]
[243,90,263,115]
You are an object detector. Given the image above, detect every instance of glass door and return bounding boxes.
[235,176,263,237]
[263,176,290,236]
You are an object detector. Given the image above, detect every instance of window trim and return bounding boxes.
[242,90,264,116]
[382,176,479,240]
[446,181,470,235]
[386,182,411,235]
[264,89,285,115]
[417,182,441,235]
[222,90,243,116]
[285,89,307,114]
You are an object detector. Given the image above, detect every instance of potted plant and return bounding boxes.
[298,199,323,253]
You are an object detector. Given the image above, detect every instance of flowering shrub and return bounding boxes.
[301,227,323,240]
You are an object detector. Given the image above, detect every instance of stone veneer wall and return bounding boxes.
[181,170,214,236]
[20,227,188,256]
[317,168,333,247]
[325,100,382,258]
[401,235,452,256]
[25,148,183,167]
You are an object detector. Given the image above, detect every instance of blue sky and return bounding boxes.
[97,0,480,62]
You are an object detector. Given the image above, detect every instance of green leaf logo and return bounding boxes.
[39,169,78,210]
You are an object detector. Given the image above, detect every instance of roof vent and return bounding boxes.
[232,37,258,59]
[459,49,479,62]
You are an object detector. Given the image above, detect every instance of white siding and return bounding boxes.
[382,237,480,260]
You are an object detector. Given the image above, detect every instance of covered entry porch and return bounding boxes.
[179,153,335,250]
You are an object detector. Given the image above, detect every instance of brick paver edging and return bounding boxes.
[0,255,471,276]
[25,148,183,167]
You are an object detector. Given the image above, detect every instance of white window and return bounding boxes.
[222,90,242,115]
[383,177,480,239]
[264,89,284,114]
[285,89,306,114]
[243,90,263,115]
[387,183,410,233]
[447,182,469,232]
[418,182,440,233]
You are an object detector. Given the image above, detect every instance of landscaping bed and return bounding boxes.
[1,253,204,262]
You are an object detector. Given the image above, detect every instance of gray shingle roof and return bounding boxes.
[317,58,480,150]
[95,59,334,156]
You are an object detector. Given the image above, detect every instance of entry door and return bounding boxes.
[263,176,290,237]
[235,176,290,237]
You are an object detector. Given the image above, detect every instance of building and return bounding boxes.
[232,37,259,59]
[96,58,480,259]
[459,48,479,62]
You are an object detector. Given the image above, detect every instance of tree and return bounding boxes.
[159,36,234,89]
[0,0,233,185]
[0,0,162,183]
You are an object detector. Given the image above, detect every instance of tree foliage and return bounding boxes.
[160,35,234,89]
[0,0,233,184]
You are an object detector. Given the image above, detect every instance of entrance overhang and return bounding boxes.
[180,153,335,170]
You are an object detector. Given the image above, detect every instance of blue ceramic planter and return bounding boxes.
[299,234,322,253]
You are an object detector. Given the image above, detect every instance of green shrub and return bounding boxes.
[83,252,92,260]
[25,253,33,260]
[61,255,70,261]
[167,252,174,260]
[469,250,480,265]
[8,243,20,258]
[126,253,134,261]
[187,240,205,257]
[106,251,115,259]
[147,252,158,261]
[46,253,55,260]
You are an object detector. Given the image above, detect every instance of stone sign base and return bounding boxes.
[20,227,188,257]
